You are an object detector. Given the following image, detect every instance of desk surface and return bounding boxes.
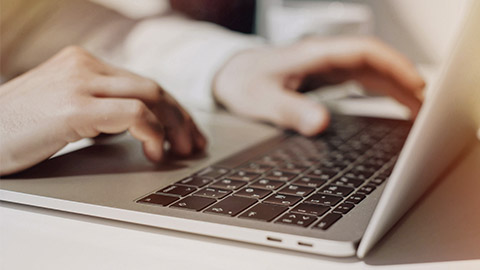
[1,142,480,269]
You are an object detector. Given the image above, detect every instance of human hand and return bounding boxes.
[214,37,425,136]
[0,46,206,175]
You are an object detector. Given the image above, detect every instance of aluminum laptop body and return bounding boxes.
[1,0,479,258]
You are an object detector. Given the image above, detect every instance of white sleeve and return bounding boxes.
[121,15,265,111]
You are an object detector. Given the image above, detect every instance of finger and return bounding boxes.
[155,104,194,157]
[361,40,425,95]
[88,75,165,104]
[290,38,426,95]
[354,70,422,118]
[297,66,422,117]
[189,118,208,152]
[88,98,165,162]
[149,91,208,156]
[88,74,204,156]
[246,80,330,136]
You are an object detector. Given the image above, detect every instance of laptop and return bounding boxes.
[1,0,479,259]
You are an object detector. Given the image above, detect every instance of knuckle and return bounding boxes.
[61,46,95,68]
[61,46,89,58]
[146,79,165,99]
[144,78,158,90]
[129,100,147,120]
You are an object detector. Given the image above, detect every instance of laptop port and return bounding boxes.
[266,236,282,243]
[297,241,313,247]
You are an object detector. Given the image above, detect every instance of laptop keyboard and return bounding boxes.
[137,115,411,230]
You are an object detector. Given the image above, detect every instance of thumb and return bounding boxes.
[263,87,330,136]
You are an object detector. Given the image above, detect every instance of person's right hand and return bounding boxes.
[0,46,206,176]
[214,37,425,136]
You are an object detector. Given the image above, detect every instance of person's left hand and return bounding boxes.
[214,37,425,136]
[0,47,206,175]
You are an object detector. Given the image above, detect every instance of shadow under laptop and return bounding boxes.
[364,143,480,265]
[7,135,206,179]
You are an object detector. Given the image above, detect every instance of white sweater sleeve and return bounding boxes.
[121,15,265,111]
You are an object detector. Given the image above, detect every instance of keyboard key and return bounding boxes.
[238,163,273,174]
[289,158,318,167]
[343,171,370,181]
[291,203,330,216]
[305,194,342,206]
[347,167,376,179]
[333,203,355,214]
[275,213,317,227]
[157,185,196,197]
[277,163,309,174]
[265,170,297,181]
[306,168,338,180]
[363,157,387,168]
[255,155,283,166]
[239,203,288,221]
[250,179,285,190]
[278,185,314,197]
[293,176,326,188]
[176,177,212,188]
[137,194,179,206]
[235,187,271,199]
[211,179,247,190]
[319,160,350,172]
[264,193,302,207]
[314,213,343,230]
[196,167,230,179]
[369,177,386,186]
[332,177,363,188]
[204,196,257,216]
[319,185,354,197]
[345,193,366,204]
[382,166,394,176]
[170,196,216,211]
[358,185,376,195]
[194,187,231,199]
[227,171,261,182]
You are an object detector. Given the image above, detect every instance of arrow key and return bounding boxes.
[275,212,317,227]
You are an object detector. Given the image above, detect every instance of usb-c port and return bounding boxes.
[266,236,282,243]
[297,241,313,247]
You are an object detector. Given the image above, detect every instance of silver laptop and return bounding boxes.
[1,0,479,259]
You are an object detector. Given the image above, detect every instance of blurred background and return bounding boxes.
[92,0,470,65]
[256,0,469,66]
[2,0,469,79]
